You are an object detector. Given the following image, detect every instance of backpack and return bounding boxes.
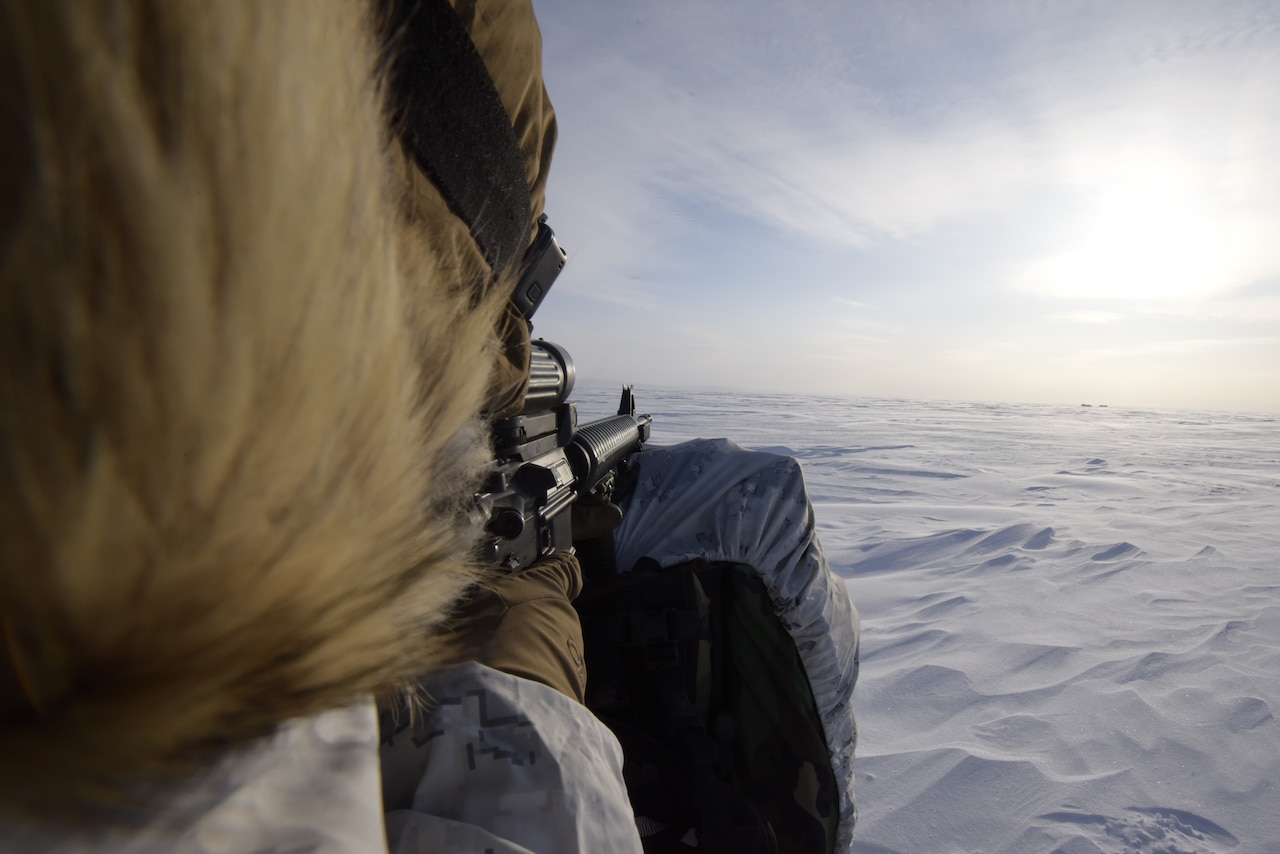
[575,557,841,854]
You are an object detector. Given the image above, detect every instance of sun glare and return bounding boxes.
[1019,156,1233,302]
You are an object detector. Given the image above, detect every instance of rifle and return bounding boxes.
[475,219,652,571]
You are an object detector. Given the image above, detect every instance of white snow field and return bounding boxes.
[576,384,1280,854]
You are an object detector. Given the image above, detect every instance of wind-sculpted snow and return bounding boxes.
[575,385,1280,853]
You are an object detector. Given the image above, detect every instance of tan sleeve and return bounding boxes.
[443,552,588,704]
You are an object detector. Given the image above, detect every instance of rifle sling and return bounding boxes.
[381,0,533,280]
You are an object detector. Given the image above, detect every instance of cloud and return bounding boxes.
[549,2,1280,244]
[1208,295,1280,324]
[1051,336,1280,363]
[832,297,873,310]
[941,348,1004,364]
[1058,311,1123,324]
[550,51,1042,250]
[538,0,1280,412]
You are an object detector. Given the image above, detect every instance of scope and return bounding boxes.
[522,340,575,414]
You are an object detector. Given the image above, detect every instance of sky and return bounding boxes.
[529,0,1280,414]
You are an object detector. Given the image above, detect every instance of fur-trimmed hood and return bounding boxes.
[0,0,554,825]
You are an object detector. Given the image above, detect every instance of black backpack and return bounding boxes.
[575,558,840,854]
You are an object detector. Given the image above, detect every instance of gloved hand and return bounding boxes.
[571,499,623,541]
[443,551,587,704]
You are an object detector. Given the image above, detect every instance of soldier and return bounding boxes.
[1,1,857,850]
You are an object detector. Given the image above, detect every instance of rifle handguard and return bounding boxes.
[568,413,653,492]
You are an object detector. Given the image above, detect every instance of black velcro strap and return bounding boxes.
[381,0,533,279]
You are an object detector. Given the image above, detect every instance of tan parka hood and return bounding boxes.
[0,0,554,821]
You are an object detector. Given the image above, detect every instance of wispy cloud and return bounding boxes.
[539,0,1280,411]
[1051,336,1280,363]
[1058,311,1123,324]
[550,54,1041,250]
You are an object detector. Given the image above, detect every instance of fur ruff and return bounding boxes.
[1,0,507,819]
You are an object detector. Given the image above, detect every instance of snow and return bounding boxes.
[576,384,1280,854]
